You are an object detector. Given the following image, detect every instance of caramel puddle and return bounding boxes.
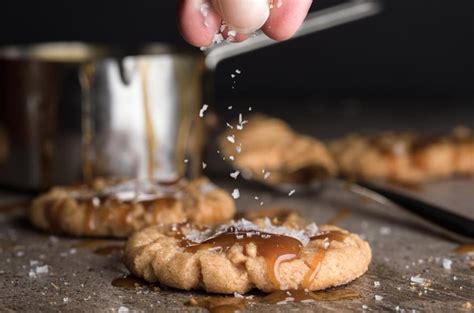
[454,243,474,255]
[111,275,159,291]
[186,288,360,313]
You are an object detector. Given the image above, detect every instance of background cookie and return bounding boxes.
[124,218,371,294]
[219,114,338,185]
[29,177,235,238]
[330,127,474,183]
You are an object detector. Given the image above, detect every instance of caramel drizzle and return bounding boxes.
[180,228,347,290]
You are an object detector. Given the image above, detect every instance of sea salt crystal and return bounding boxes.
[410,275,425,284]
[231,189,240,199]
[375,295,383,301]
[199,104,209,118]
[229,156,235,161]
[362,304,368,310]
[226,123,234,129]
[118,306,130,313]
[234,292,244,298]
[263,172,271,180]
[63,297,70,303]
[35,265,49,275]
[235,144,242,154]
[202,162,207,169]
[227,135,235,143]
[442,258,452,270]
[288,189,296,196]
[374,281,381,288]
[230,170,240,179]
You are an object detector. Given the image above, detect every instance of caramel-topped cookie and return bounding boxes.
[29,177,235,238]
[330,127,474,183]
[124,216,371,294]
[219,114,337,185]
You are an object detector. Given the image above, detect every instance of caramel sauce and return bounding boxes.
[310,231,347,242]
[180,227,348,290]
[185,297,248,313]
[454,243,474,255]
[93,245,125,256]
[185,228,302,288]
[111,275,153,290]
[262,288,360,304]
[186,288,360,313]
[73,239,125,256]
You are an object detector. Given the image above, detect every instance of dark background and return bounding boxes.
[1,0,472,99]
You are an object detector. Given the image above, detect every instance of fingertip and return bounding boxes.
[177,0,222,47]
[262,0,312,41]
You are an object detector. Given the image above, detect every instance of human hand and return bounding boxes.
[177,0,312,47]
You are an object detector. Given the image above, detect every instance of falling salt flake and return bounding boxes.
[288,189,296,196]
[226,123,234,129]
[184,159,189,164]
[228,106,233,110]
[35,265,49,275]
[235,69,241,74]
[453,275,458,281]
[228,29,237,37]
[229,156,235,161]
[230,170,240,179]
[118,306,130,313]
[410,275,425,284]
[442,258,452,270]
[249,106,252,111]
[374,281,381,288]
[374,295,383,301]
[260,201,264,206]
[254,196,259,200]
[263,172,271,180]
[379,226,391,235]
[231,189,240,199]
[199,104,209,118]
[362,304,368,310]
[235,145,242,154]
[202,162,207,170]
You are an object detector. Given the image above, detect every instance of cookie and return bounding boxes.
[219,114,337,185]
[29,177,235,238]
[124,217,371,294]
[329,127,474,183]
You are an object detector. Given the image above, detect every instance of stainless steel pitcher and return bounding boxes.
[0,0,379,190]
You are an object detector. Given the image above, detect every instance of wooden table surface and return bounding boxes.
[0,177,473,312]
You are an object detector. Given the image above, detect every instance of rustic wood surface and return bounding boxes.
[0,177,472,312]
